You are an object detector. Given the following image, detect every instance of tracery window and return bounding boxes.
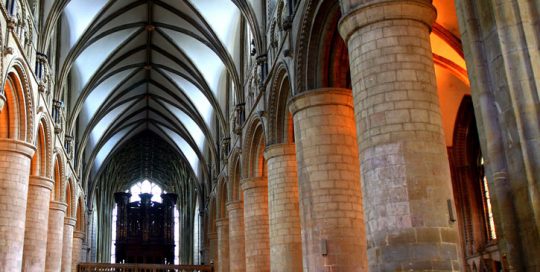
[129,180,163,203]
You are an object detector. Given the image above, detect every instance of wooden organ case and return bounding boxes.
[114,192,177,264]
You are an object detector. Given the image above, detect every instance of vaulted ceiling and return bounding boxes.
[32,0,463,198]
[46,0,250,191]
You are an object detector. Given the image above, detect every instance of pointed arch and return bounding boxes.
[242,115,266,178]
[294,0,350,94]
[267,63,294,145]
[1,60,34,142]
[75,195,86,233]
[52,152,67,201]
[227,148,243,202]
[64,177,77,217]
[216,177,228,219]
[31,111,54,178]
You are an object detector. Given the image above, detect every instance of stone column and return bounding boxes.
[339,1,460,270]
[264,144,302,272]
[216,218,229,272]
[62,217,76,271]
[241,177,270,272]
[72,231,85,272]
[0,139,35,271]
[23,175,54,272]
[289,89,367,272]
[455,0,540,269]
[208,232,218,267]
[226,200,246,272]
[45,201,67,271]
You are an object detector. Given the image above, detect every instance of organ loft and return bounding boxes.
[114,192,177,264]
[0,0,538,271]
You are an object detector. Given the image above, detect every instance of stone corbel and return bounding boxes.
[65,135,73,158]
[2,46,14,56]
[221,137,231,164]
[256,54,268,88]
[0,88,6,113]
[282,16,292,31]
[52,100,64,134]
[233,103,245,135]
[37,82,47,94]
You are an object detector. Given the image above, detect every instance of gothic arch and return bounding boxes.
[75,196,86,233]
[52,152,67,201]
[267,63,294,145]
[242,115,266,178]
[65,177,77,217]
[227,148,243,202]
[1,61,34,142]
[294,0,350,94]
[31,111,53,178]
[449,96,501,267]
[216,178,228,219]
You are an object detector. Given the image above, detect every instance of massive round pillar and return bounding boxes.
[241,177,270,272]
[45,201,67,271]
[0,139,35,271]
[226,200,246,272]
[208,231,218,267]
[289,88,367,271]
[264,143,302,272]
[23,175,53,271]
[339,1,460,270]
[72,231,85,272]
[216,218,229,272]
[62,217,76,271]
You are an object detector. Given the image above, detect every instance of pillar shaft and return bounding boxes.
[62,217,76,272]
[208,232,218,267]
[339,1,460,270]
[216,218,229,272]
[0,139,35,271]
[72,231,85,272]
[455,0,540,269]
[45,201,67,272]
[227,201,246,272]
[23,175,53,272]
[264,144,302,272]
[241,177,270,272]
[289,88,367,271]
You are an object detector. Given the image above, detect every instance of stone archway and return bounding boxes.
[23,116,54,271]
[0,66,35,271]
[241,117,270,272]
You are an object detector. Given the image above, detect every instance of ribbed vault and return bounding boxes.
[50,0,246,192]
[47,1,248,262]
[92,130,194,197]
[92,130,198,262]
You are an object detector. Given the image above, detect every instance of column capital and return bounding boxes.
[64,216,77,227]
[29,175,54,191]
[339,0,436,42]
[73,231,86,240]
[240,177,267,191]
[0,138,35,158]
[49,201,67,213]
[264,143,296,160]
[226,200,244,211]
[288,88,353,115]
[215,218,229,228]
